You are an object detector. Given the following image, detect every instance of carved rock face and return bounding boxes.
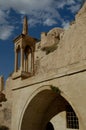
[41,28,64,48]
[0,92,7,103]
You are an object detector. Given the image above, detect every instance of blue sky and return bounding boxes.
[0,0,84,81]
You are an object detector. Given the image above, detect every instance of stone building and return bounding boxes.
[0,2,86,130]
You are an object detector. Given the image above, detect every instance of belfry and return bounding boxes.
[12,16,37,79]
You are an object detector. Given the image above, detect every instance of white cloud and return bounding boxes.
[0,9,15,40]
[28,18,41,27]
[0,0,83,40]
[55,0,75,9]
[0,25,14,40]
[68,4,81,13]
[66,0,75,5]
[0,0,82,16]
[0,10,8,24]
[43,18,57,26]
[62,21,70,29]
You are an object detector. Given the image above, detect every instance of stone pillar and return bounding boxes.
[0,76,4,91]
[14,50,18,72]
[24,58,26,72]
[20,48,24,71]
[22,16,28,35]
[26,56,28,72]
[31,51,34,74]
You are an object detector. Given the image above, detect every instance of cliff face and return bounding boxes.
[35,2,86,76]
[0,77,12,130]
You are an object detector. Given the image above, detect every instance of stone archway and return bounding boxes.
[20,89,79,130]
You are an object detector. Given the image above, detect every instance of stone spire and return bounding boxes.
[22,16,28,35]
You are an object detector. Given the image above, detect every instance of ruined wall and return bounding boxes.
[35,2,86,76]
[0,77,12,130]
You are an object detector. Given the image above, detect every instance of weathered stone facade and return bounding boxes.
[0,2,86,130]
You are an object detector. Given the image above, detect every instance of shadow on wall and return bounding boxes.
[21,88,79,130]
[46,122,54,130]
[0,125,9,130]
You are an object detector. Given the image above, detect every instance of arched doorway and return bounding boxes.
[20,89,79,130]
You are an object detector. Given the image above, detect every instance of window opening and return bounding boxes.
[66,106,79,129]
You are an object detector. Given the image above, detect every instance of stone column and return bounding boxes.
[15,50,18,72]
[31,51,34,74]
[20,48,24,71]
[26,55,28,72]
[0,76,4,91]
[24,58,26,72]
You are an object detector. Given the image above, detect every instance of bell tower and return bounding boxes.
[12,16,37,79]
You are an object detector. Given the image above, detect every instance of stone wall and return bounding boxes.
[35,2,86,76]
[0,77,12,130]
[3,2,86,130]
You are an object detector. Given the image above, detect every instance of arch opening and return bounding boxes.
[20,89,79,130]
[24,45,34,74]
